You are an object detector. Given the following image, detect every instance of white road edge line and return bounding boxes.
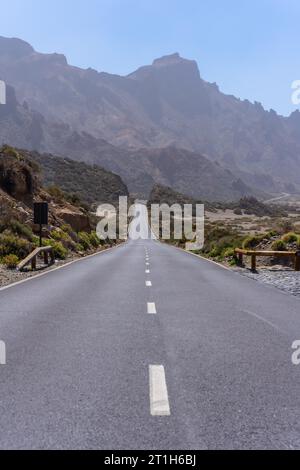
[149,365,171,416]
[147,302,157,314]
[146,281,152,287]
[0,243,125,292]
[172,245,231,271]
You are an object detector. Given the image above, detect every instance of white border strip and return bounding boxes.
[0,243,125,292]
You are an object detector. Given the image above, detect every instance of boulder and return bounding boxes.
[55,207,91,233]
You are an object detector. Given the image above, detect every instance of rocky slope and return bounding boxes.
[1,37,300,194]
[29,150,129,207]
[0,84,257,201]
[0,145,90,232]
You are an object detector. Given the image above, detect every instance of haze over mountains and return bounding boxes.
[1,36,300,200]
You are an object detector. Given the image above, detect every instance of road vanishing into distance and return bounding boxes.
[1,205,300,450]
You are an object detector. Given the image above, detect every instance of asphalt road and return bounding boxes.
[1,206,300,449]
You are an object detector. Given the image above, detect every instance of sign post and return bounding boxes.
[34,202,49,247]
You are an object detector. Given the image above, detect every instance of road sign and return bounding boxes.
[34,202,49,246]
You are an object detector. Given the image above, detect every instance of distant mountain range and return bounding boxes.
[1,36,300,200]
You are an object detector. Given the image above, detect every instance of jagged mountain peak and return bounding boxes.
[152,52,192,66]
[129,52,200,80]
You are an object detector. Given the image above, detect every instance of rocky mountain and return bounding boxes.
[0,83,259,201]
[1,36,299,197]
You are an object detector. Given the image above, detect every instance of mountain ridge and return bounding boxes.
[1,36,299,197]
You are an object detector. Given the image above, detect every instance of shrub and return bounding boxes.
[203,224,243,260]
[89,231,101,248]
[282,232,298,243]
[50,229,71,243]
[0,233,31,258]
[61,224,73,234]
[61,224,78,243]
[267,230,279,237]
[242,234,267,249]
[9,220,34,241]
[47,185,65,201]
[32,235,40,247]
[43,239,68,259]
[223,247,235,258]
[271,239,287,251]
[209,246,220,258]
[2,254,19,269]
[50,229,77,251]
[1,145,19,159]
[49,230,63,241]
[78,232,92,250]
[76,243,85,252]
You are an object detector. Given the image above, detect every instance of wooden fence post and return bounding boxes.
[295,251,300,272]
[31,256,36,270]
[251,254,256,272]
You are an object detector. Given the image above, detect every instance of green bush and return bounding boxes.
[271,239,287,251]
[43,239,68,259]
[76,243,85,252]
[8,220,34,241]
[89,231,101,248]
[61,225,78,243]
[2,254,19,269]
[61,224,73,234]
[223,247,235,258]
[242,234,267,249]
[0,233,31,258]
[50,229,63,241]
[51,229,72,243]
[267,230,279,237]
[78,232,92,250]
[209,246,220,258]
[282,232,298,243]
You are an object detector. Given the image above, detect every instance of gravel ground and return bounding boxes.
[0,256,79,288]
[0,244,124,289]
[235,265,300,297]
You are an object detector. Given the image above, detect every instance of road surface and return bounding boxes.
[1,205,300,450]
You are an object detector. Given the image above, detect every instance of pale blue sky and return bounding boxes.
[1,0,300,115]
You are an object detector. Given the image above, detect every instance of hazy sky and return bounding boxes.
[1,0,300,115]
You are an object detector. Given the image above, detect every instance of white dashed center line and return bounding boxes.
[149,365,171,416]
[146,281,152,287]
[145,269,150,274]
[147,302,157,314]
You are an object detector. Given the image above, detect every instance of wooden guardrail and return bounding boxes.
[235,248,300,272]
[17,246,55,272]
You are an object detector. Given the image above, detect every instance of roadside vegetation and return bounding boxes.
[161,196,300,269]
[0,146,121,272]
[0,218,109,269]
